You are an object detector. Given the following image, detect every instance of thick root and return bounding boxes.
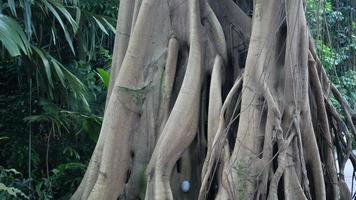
[72,0,355,199]
[145,0,204,199]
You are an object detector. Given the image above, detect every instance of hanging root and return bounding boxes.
[309,35,356,199]
[73,2,137,196]
[145,0,204,199]
[199,75,243,200]
[157,36,179,135]
[330,85,356,138]
[309,51,339,199]
[204,55,223,175]
[72,0,355,199]
[326,100,353,200]
[107,0,136,103]
[72,0,172,199]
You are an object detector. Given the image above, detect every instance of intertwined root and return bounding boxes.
[72,0,355,199]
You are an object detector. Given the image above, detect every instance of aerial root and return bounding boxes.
[256,87,280,200]
[330,85,356,138]
[308,51,339,198]
[309,36,356,199]
[72,1,137,198]
[267,128,296,200]
[309,35,355,136]
[310,45,356,199]
[107,0,136,102]
[198,75,243,200]
[294,114,312,199]
[203,1,227,61]
[205,55,223,175]
[326,101,353,173]
[72,0,356,199]
[145,0,203,199]
[157,36,179,135]
[326,100,354,200]
[146,36,179,178]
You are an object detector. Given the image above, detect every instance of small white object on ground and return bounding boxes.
[181,180,190,192]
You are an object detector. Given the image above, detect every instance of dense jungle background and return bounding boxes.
[0,0,354,199]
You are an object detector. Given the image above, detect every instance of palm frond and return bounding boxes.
[31,47,89,109]
[23,0,32,39]
[7,0,17,16]
[39,0,77,54]
[0,14,31,56]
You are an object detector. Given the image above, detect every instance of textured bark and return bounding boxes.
[72,0,355,199]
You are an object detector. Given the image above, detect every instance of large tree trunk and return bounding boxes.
[72,0,355,199]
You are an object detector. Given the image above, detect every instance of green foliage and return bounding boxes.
[0,0,117,199]
[306,0,356,148]
[315,39,336,70]
[0,14,31,56]
[0,162,87,200]
[96,68,110,89]
[81,115,102,143]
[332,71,356,109]
[306,0,355,102]
[0,167,29,199]
[0,183,28,199]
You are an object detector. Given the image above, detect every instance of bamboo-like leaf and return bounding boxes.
[101,17,116,33]
[0,14,31,56]
[74,7,81,33]
[0,31,21,56]
[92,16,108,35]
[41,0,75,54]
[51,28,56,45]
[33,47,54,88]
[61,66,89,108]
[50,58,66,87]
[49,0,78,32]
[23,0,32,39]
[7,0,17,16]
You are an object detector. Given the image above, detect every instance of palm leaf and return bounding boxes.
[33,46,54,88]
[92,16,108,35]
[49,0,78,33]
[30,47,88,108]
[40,0,75,54]
[23,0,32,39]
[7,0,17,16]
[50,58,66,87]
[0,14,31,56]
[101,17,116,33]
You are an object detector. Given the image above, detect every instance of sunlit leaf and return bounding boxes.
[96,68,110,89]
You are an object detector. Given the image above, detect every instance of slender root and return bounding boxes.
[198,75,243,200]
[145,0,203,199]
[204,55,223,174]
[157,36,179,135]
